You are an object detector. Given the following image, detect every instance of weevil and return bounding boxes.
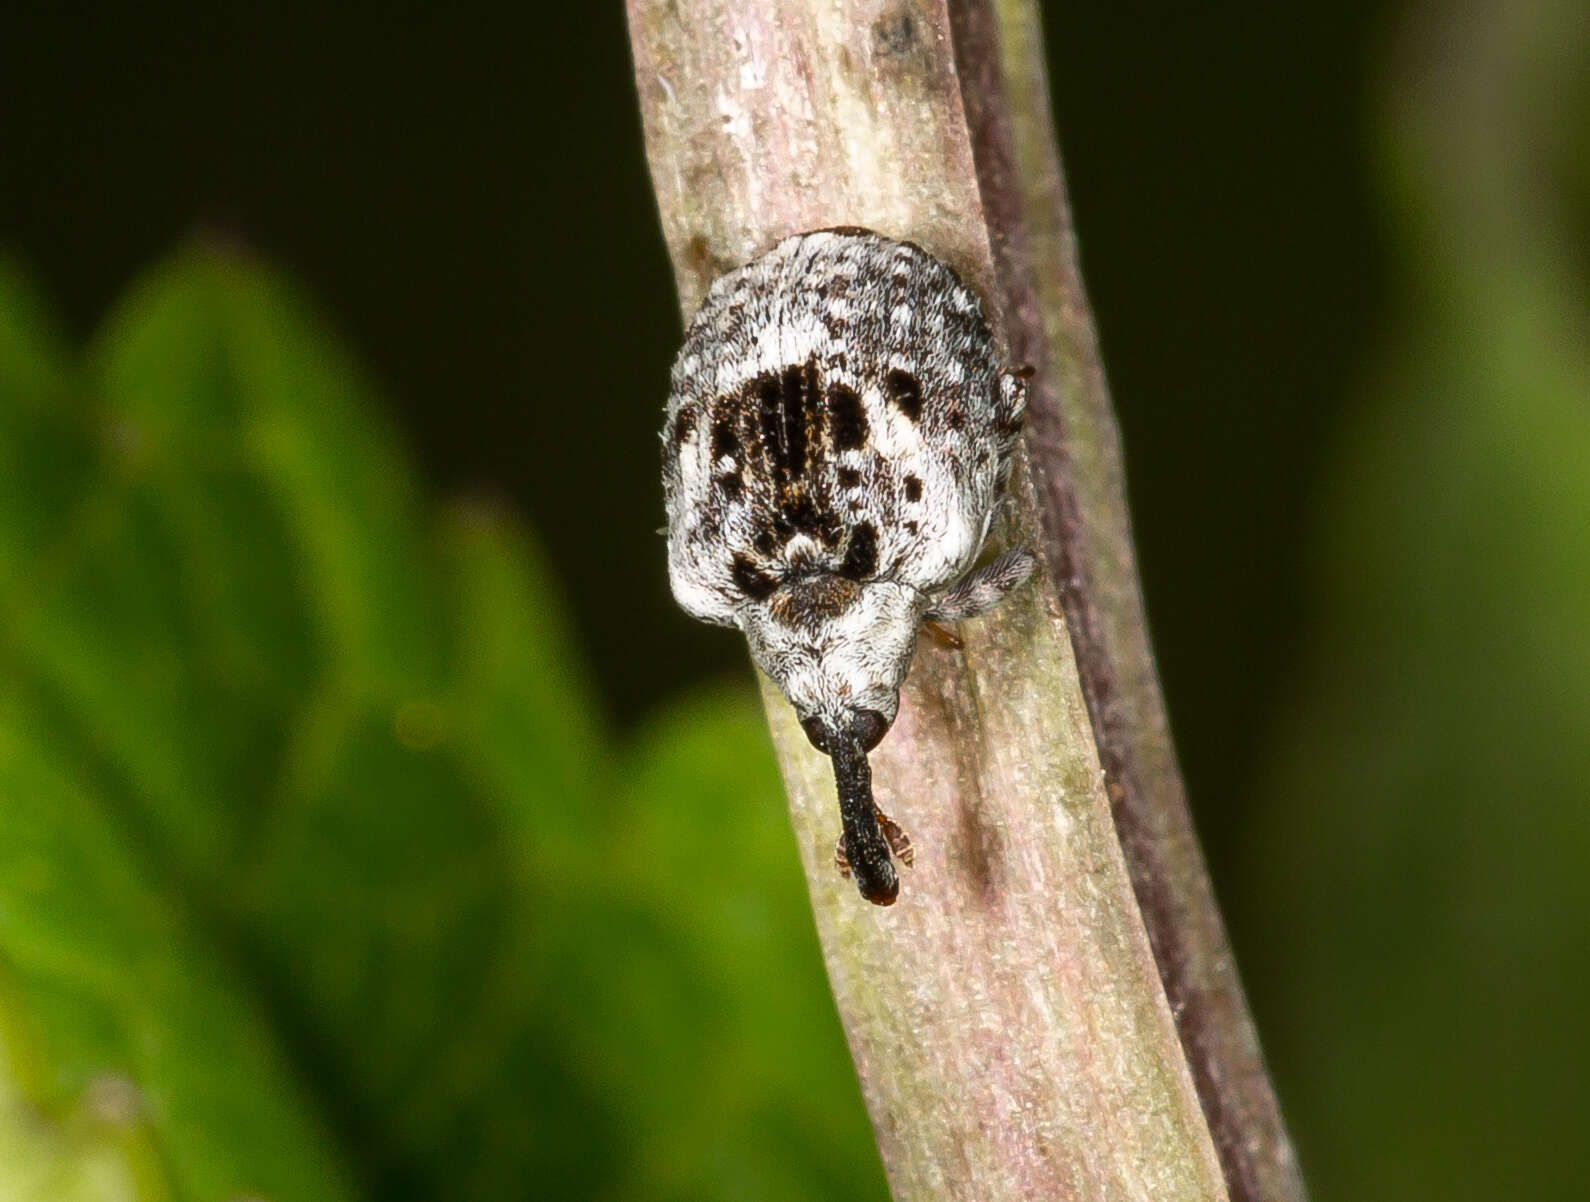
[662,229,1034,904]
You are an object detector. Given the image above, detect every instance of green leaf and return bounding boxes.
[0,691,357,1201]
[0,245,885,1201]
[0,256,352,1200]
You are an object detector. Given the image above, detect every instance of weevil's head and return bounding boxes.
[741,574,920,742]
[740,574,922,904]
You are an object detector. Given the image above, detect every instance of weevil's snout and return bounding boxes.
[816,715,900,906]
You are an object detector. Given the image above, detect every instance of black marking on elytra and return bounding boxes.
[781,361,816,480]
[837,466,862,489]
[946,406,966,431]
[756,375,787,478]
[731,555,777,600]
[903,474,923,502]
[753,529,777,556]
[904,520,919,535]
[668,407,696,455]
[886,369,923,421]
[751,359,826,491]
[785,496,820,537]
[711,415,739,460]
[827,383,868,450]
[781,492,840,547]
[715,472,743,500]
[840,523,878,580]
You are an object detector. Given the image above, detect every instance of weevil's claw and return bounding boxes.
[875,807,914,868]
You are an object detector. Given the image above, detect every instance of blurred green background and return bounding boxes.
[0,1,1586,1200]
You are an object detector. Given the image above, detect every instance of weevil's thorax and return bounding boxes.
[741,576,922,729]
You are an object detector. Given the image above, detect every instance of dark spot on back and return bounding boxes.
[946,406,966,431]
[837,466,862,489]
[828,383,868,450]
[668,407,696,455]
[784,364,812,478]
[840,523,878,580]
[768,573,862,628]
[715,472,743,500]
[732,555,777,600]
[903,474,923,502]
[886,369,923,421]
[753,529,776,555]
[782,492,841,546]
[754,361,824,483]
[756,375,785,474]
[711,416,739,460]
[783,494,819,536]
[904,520,919,535]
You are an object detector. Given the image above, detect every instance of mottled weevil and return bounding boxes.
[661,228,1034,905]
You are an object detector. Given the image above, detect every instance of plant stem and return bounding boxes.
[626,2,1306,1198]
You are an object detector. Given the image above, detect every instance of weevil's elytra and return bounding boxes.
[661,228,1036,905]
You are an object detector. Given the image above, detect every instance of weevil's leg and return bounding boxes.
[875,806,914,869]
[997,367,1031,429]
[923,620,964,650]
[924,548,1037,623]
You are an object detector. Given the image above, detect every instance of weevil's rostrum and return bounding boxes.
[661,228,1035,905]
